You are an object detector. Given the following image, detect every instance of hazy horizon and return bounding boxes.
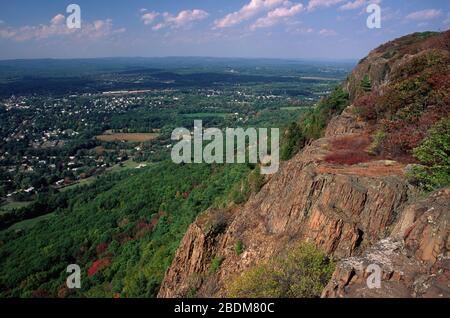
[0,0,448,60]
[0,55,360,62]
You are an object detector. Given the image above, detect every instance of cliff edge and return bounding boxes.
[158,31,450,298]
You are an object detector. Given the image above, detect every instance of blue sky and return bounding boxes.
[0,0,448,60]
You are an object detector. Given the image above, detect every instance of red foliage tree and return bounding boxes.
[354,93,378,121]
[87,259,111,277]
[96,242,109,256]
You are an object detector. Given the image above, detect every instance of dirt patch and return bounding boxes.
[96,132,159,142]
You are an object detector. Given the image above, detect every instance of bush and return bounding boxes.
[324,135,372,165]
[209,256,225,274]
[368,130,386,155]
[354,93,377,121]
[228,242,334,298]
[234,240,244,256]
[360,74,372,92]
[324,151,371,165]
[229,167,264,204]
[407,117,450,190]
[280,122,305,161]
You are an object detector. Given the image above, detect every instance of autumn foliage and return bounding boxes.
[324,135,372,165]
[354,47,450,162]
[88,259,111,277]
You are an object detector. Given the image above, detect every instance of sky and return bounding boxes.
[0,0,448,60]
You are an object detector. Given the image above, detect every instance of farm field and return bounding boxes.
[96,132,160,142]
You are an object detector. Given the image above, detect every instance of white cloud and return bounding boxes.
[338,0,381,12]
[50,14,66,25]
[307,0,344,11]
[251,3,304,30]
[141,9,209,30]
[141,12,159,25]
[405,9,442,21]
[339,0,365,10]
[318,28,338,36]
[0,14,125,42]
[165,9,209,28]
[214,0,286,28]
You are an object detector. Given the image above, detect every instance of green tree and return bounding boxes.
[281,122,305,161]
[408,117,450,191]
[360,75,372,92]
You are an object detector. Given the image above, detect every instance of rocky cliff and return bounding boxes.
[158,31,449,298]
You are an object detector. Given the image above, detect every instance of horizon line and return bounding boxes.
[0,55,360,63]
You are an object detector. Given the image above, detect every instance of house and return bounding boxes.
[24,187,35,193]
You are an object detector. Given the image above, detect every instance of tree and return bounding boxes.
[360,74,372,92]
[280,122,305,161]
[408,117,450,190]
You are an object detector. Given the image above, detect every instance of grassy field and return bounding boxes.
[0,201,34,214]
[183,112,229,118]
[60,176,97,192]
[60,160,149,192]
[4,213,56,232]
[107,159,146,172]
[96,132,160,142]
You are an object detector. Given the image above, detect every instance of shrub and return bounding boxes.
[354,93,377,121]
[209,256,225,274]
[228,242,334,298]
[95,242,109,256]
[360,74,372,92]
[324,151,371,165]
[324,135,371,165]
[235,240,244,256]
[280,122,305,161]
[368,130,386,155]
[87,259,111,277]
[229,167,265,204]
[407,117,450,191]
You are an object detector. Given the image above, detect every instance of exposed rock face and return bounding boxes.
[158,109,432,298]
[157,32,450,298]
[322,189,449,298]
[346,31,450,101]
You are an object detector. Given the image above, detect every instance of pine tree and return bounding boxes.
[360,74,372,92]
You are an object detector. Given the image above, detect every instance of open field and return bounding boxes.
[96,132,160,142]
[0,200,34,213]
[4,213,56,232]
[183,112,229,118]
[60,177,97,192]
[60,160,150,192]
[107,159,148,172]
